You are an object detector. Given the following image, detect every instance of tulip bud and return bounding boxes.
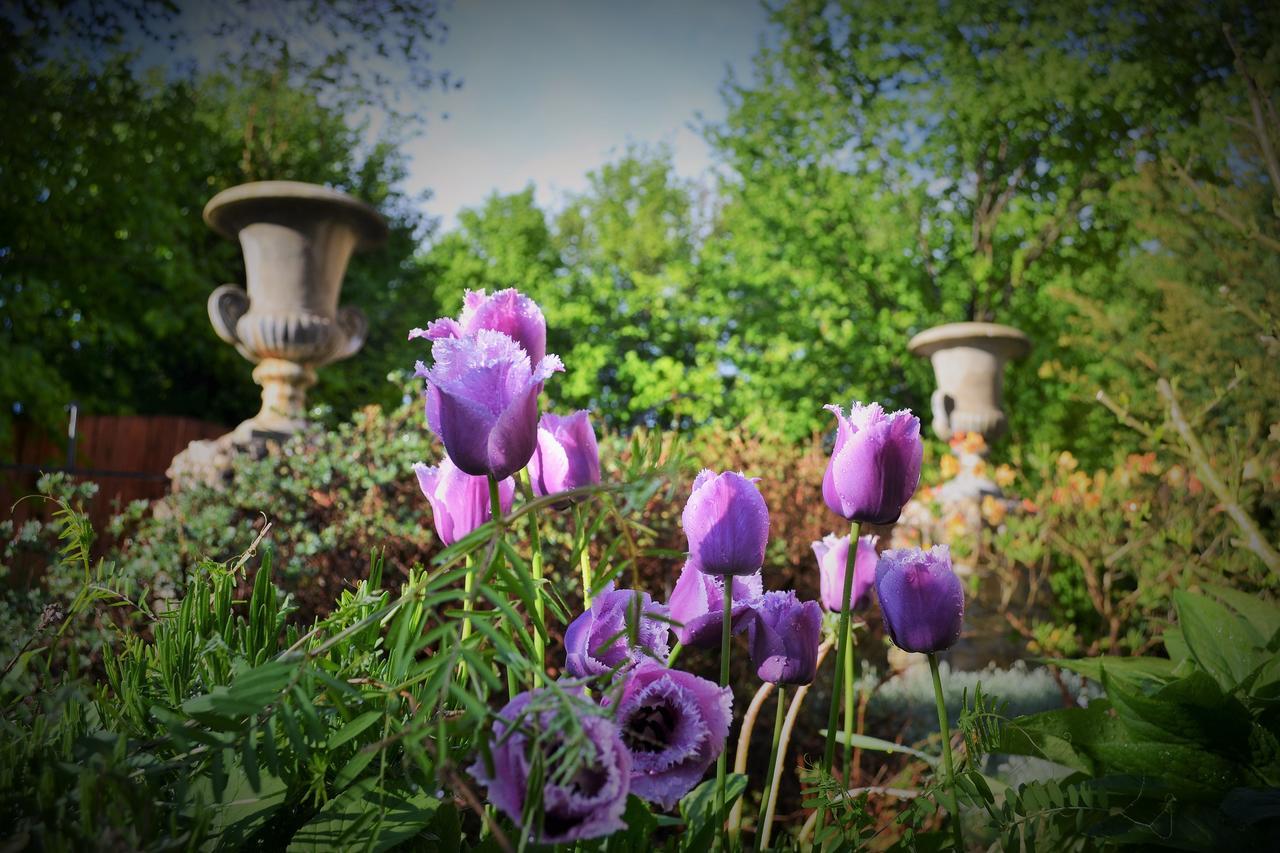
[413,457,514,546]
[666,562,762,648]
[681,469,770,577]
[812,533,879,612]
[874,545,964,654]
[528,411,601,507]
[747,591,823,685]
[822,402,923,524]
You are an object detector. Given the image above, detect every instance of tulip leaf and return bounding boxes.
[823,730,939,766]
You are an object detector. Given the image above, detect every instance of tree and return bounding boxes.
[701,0,1244,449]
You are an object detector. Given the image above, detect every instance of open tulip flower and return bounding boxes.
[528,410,601,506]
[410,287,547,362]
[747,590,823,685]
[564,583,672,678]
[611,660,733,810]
[822,401,923,524]
[813,532,879,612]
[470,689,631,844]
[413,457,514,546]
[666,562,762,648]
[415,329,563,480]
[875,544,964,654]
[682,469,770,577]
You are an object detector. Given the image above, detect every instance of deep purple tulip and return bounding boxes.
[666,562,762,648]
[612,660,732,810]
[415,329,563,479]
[747,591,823,685]
[528,411,601,507]
[822,402,923,524]
[469,689,631,844]
[410,287,547,362]
[682,469,770,577]
[413,457,515,546]
[875,545,965,654]
[564,584,672,678]
[813,533,879,612]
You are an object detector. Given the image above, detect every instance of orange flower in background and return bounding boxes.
[1056,451,1078,472]
[1068,471,1091,493]
[1021,498,1040,514]
[1127,452,1158,474]
[952,431,987,455]
[971,459,988,479]
[939,454,961,479]
[981,494,1007,526]
[945,512,969,540]
[1188,475,1204,495]
[1082,491,1102,510]
[994,464,1017,488]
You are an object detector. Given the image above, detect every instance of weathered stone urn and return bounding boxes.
[908,322,1030,444]
[168,181,387,490]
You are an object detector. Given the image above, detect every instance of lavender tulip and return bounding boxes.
[875,545,965,654]
[413,458,514,546]
[612,660,733,810]
[564,583,672,678]
[822,402,923,524]
[813,533,879,612]
[410,287,547,362]
[747,591,823,685]
[666,562,762,648]
[682,469,770,577]
[415,329,563,479]
[528,411,601,506]
[470,689,631,844]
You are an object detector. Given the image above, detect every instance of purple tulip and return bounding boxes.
[413,457,515,546]
[415,329,563,479]
[564,584,672,678]
[410,287,547,362]
[747,591,823,685]
[469,689,631,844]
[528,411,601,507]
[813,533,879,612]
[666,562,762,648]
[822,402,923,524]
[682,469,770,577]
[611,660,732,810]
[875,545,965,654]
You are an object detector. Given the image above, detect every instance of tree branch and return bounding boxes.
[1157,378,1280,576]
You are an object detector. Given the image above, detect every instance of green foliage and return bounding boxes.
[958,588,1280,851]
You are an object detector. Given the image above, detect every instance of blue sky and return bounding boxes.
[406,0,772,227]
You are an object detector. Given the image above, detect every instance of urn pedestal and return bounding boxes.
[168,181,387,490]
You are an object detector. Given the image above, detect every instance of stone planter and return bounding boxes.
[168,181,386,490]
[907,322,1030,444]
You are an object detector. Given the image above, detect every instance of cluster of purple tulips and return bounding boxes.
[410,288,967,848]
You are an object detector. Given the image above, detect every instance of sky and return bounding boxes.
[406,0,772,228]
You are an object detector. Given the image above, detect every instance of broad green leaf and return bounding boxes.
[1174,590,1266,689]
[287,779,441,852]
[328,710,383,751]
[678,773,747,851]
[1053,656,1177,687]
[1204,586,1280,641]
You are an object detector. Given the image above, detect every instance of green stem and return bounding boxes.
[755,685,786,851]
[575,504,594,608]
[488,476,516,702]
[459,553,474,684]
[519,470,546,682]
[715,580,732,847]
[816,520,860,834]
[667,641,683,668]
[929,652,965,852]
[842,615,856,780]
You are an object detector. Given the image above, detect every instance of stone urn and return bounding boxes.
[168,181,386,490]
[205,180,387,437]
[908,322,1030,444]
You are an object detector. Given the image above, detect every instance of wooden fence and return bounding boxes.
[2,412,227,547]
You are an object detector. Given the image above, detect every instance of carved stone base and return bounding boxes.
[166,429,279,493]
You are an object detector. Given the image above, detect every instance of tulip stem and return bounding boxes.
[459,553,474,684]
[487,476,516,702]
[574,504,593,608]
[519,469,546,683]
[843,616,856,780]
[715,581,732,847]
[667,642,682,668]
[755,685,786,851]
[928,652,965,852]
[816,520,860,834]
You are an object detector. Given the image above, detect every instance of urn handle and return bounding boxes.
[326,305,368,364]
[208,284,259,363]
[930,388,955,441]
